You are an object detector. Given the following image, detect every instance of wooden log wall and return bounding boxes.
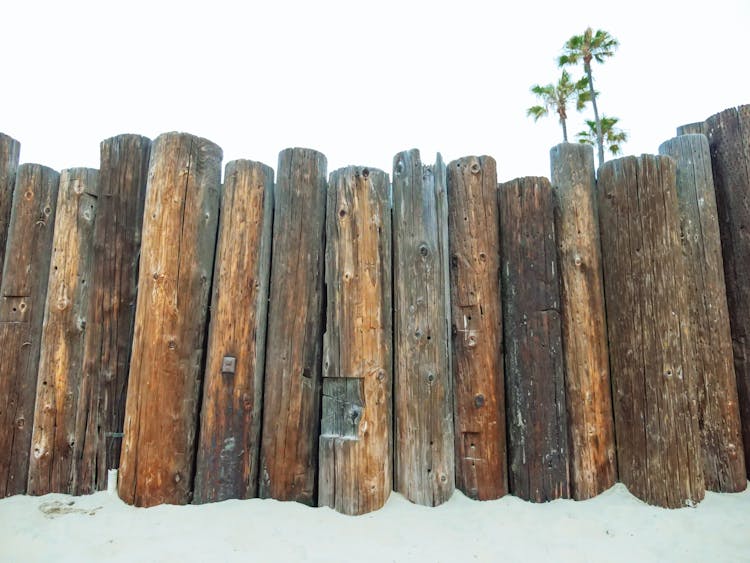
[499,176,570,502]
[659,134,746,492]
[0,134,20,289]
[598,155,705,508]
[319,166,392,516]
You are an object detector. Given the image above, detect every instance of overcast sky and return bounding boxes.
[3,0,748,181]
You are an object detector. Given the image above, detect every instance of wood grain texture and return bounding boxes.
[118,133,222,507]
[392,149,454,507]
[550,143,617,500]
[598,155,705,508]
[259,148,327,506]
[0,164,60,498]
[446,156,507,501]
[0,134,21,290]
[676,122,708,136]
[193,160,274,504]
[499,176,570,502]
[659,134,746,492]
[27,168,99,496]
[319,166,392,515]
[705,105,750,479]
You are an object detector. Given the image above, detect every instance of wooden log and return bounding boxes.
[318,166,392,515]
[259,148,327,506]
[118,133,222,507]
[193,160,274,504]
[76,135,150,494]
[27,168,99,496]
[499,176,570,502]
[549,143,617,500]
[676,122,707,136]
[0,134,21,289]
[705,105,750,479]
[446,156,507,501]
[659,134,746,492]
[598,155,705,508]
[392,149,454,506]
[0,164,60,498]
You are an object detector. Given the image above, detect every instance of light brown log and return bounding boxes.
[194,160,274,503]
[446,156,507,501]
[28,168,99,496]
[319,166,392,515]
[118,132,222,507]
[550,143,617,500]
[0,134,21,290]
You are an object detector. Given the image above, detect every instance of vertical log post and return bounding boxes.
[499,176,570,502]
[0,134,21,289]
[118,133,222,507]
[392,149,454,506]
[705,105,750,479]
[0,164,60,498]
[194,160,274,504]
[550,143,617,500]
[259,148,327,506]
[28,168,99,495]
[319,166,392,515]
[446,156,507,501]
[598,155,705,508]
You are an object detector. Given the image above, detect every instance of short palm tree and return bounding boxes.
[577,116,627,156]
[527,70,590,142]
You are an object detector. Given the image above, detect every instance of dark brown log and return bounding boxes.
[0,164,60,498]
[499,176,570,502]
[259,148,327,506]
[194,160,274,504]
[76,135,150,494]
[598,155,705,508]
[118,133,222,507]
[0,134,21,290]
[676,122,707,136]
[705,105,750,479]
[659,134,746,492]
[319,166,392,515]
[392,149,454,506]
[28,168,99,496]
[550,143,617,500]
[446,156,506,501]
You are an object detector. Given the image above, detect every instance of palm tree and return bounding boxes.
[527,70,590,142]
[559,27,619,166]
[577,116,628,156]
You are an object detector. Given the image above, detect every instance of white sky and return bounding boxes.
[3,0,748,181]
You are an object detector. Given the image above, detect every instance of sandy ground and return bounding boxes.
[1,483,749,562]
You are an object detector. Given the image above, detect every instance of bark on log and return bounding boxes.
[28,168,99,496]
[259,148,327,506]
[0,164,60,498]
[499,176,570,502]
[392,149,454,506]
[194,160,274,504]
[118,133,222,507]
[0,134,21,290]
[598,155,705,508]
[446,156,507,501]
[318,166,392,515]
[676,122,707,136]
[550,143,617,500]
[705,105,750,479]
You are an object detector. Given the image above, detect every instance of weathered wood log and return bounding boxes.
[118,133,222,507]
[0,134,21,289]
[446,156,506,501]
[193,160,274,504]
[259,148,327,506]
[318,166,392,515]
[659,134,746,492]
[676,122,707,136]
[392,149,454,506]
[705,105,750,479]
[0,164,60,498]
[499,176,570,502]
[549,143,617,500]
[598,155,705,508]
[27,168,99,496]
[76,135,150,494]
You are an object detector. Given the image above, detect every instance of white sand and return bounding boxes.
[1,483,749,562]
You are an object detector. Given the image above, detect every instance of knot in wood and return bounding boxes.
[470,162,481,174]
[395,161,405,175]
[43,206,51,216]
[574,255,583,267]
[15,417,24,429]
[474,394,485,408]
[362,168,370,178]
[478,252,487,263]
[24,190,34,201]
[376,369,386,382]
[418,243,429,257]
[167,340,177,350]
[426,372,435,384]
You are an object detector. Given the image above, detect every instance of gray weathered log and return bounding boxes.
[676,122,707,136]
[0,134,21,290]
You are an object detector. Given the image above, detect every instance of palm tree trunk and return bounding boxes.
[561,118,568,142]
[585,63,605,167]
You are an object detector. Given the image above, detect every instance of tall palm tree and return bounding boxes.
[559,27,619,166]
[527,70,590,142]
[577,116,628,156]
